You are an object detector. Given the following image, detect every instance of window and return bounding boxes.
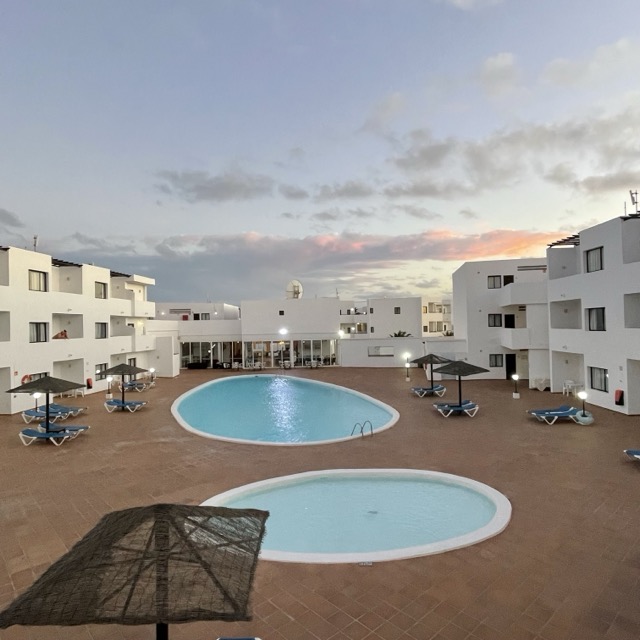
[201,312,210,320]
[279,310,284,316]
[489,354,503,367]
[423,325,428,332]
[95,363,108,381]
[587,307,606,331]
[586,247,603,273]
[193,313,200,320]
[488,275,501,289]
[95,282,107,299]
[29,322,48,343]
[28,270,48,291]
[488,314,502,327]
[589,366,608,392]
[422,306,428,314]
[503,275,514,286]
[370,308,374,314]
[394,307,401,314]
[95,322,108,339]
[429,321,444,332]
[368,346,394,357]
[370,326,375,333]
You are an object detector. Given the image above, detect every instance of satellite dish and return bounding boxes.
[286,279,304,299]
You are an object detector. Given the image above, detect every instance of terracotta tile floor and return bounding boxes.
[1,368,640,640]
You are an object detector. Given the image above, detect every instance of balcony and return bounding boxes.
[499,327,549,350]
[498,282,547,307]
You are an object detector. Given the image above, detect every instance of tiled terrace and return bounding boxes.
[1,367,639,640]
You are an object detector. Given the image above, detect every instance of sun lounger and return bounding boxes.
[19,428,73,446]
[119,381,149,392]
[623,449,640,461]
[433,401,478,418]
[21,407,70,424]
[104,399,148,413]
[527,405,582,425]
[48,403,87,417]
[38,422,90,438]
[411,385,446,398]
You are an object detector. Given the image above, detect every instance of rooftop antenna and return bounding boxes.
[33,235,38,252]
[630,190,639,215]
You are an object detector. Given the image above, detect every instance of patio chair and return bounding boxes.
[623,449,640,461]
[104,399,148,413]
[433,401,479,418]
[411,385,446,398]
[19,428,73,447]
[21,407,70,424]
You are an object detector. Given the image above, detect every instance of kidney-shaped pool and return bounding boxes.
[172,375,399,445]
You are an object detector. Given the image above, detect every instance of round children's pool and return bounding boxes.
[172,375,399,445]
[202,469,512,563]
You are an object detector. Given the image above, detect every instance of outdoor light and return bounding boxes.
[577,390,588,416]
[33,392,41,410]
[404,352,411,381]
[149,367,156,381]
[512,373,520,399]
[106,375,113,399]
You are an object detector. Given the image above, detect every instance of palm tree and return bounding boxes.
[389,330,412,337]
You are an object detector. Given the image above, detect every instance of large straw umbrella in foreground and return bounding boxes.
[0,503,269,640]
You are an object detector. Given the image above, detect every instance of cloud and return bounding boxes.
[0,207,25,228]
[51,226,559,303]
[279,184,309,200]
[540,38,640,88]
[477,52,522,98]
[313,180,376,201]
[386,104,640,197]
[156,169,275,202]
[393,204,443,220]
[459,208,479,219]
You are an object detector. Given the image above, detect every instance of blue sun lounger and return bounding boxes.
[411,385,446,398]
[527,405,581,425]
[21,407,70,424]
[104,399,148,413]
[19,428,73,446]
[38,422,90,437]
[48,403,87,417]
[623,449,640,461]
[433,400,479,418]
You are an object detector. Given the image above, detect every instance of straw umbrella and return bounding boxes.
[432,360,489,406]
[410,354,452,389]
[0,503,269,640]
[103,363,148,407]
[7,375,85,432]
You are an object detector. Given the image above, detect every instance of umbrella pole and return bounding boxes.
[156,622,168,640]
[121,376,126,409]
[458,376,462,407]
[45,392,50,432]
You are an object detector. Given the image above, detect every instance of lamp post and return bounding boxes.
[577,390,588,417]
[106,375,113,400]
[33,392,41,410]
[149,367,156,381]
[404,352,411,382]
[512,373,520,399]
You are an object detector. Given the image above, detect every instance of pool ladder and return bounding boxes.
[351,420,373,438]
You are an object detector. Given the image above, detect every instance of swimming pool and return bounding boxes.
[172,375,399,445]
[202,469,512,563]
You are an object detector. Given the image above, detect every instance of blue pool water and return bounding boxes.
[203,469,512,563]
[172,375,398,445]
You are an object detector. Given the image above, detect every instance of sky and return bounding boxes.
[2,0,640,304]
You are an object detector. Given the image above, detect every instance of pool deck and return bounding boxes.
[1,368,639,640]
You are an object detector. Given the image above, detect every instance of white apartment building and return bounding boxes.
[0,246,179,416]
[453,213,640,415]
[155,294,456,371]
[546,215,640,414]
[452,258,549,383]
